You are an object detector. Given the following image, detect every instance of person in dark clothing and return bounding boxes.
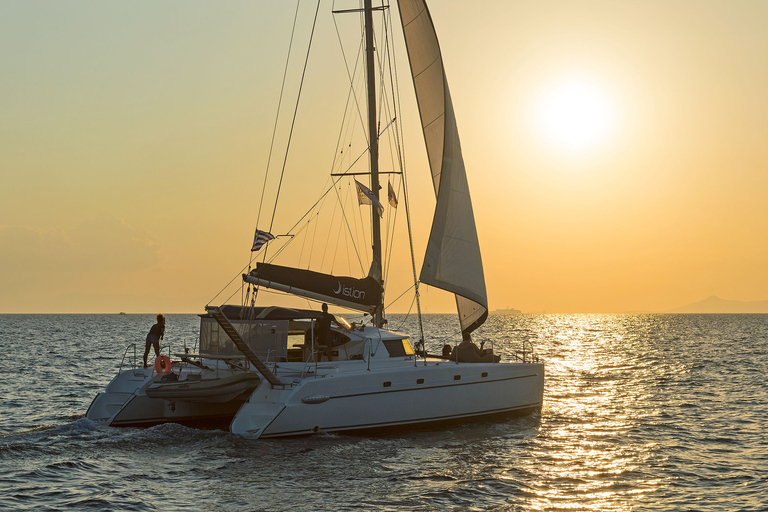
[143,313,166,368]
[316,303,337,361]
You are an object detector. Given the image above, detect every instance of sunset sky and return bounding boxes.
[2,0,767,314]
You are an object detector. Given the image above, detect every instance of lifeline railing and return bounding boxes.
[117,343,172,373]
[117,343,137,373]
[512,341,539,363]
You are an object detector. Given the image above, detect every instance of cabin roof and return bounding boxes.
[199,305,322,321]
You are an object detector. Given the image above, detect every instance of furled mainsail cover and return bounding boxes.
[397,0,488,334]
[243,263,382,313]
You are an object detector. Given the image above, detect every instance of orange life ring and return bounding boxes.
[154,355,173,374]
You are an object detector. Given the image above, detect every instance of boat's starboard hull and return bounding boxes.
[231,361,544,438]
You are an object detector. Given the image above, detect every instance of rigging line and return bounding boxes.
[297,216,311,268]
[249,0,302,275]
[385,282,416,310]
[246,3,376,276]
[306,177,332,270]
[380,10,401,291]
[343,213,352,275]
[402,168,425,346]
[354,176,373,272]
[383,177,401,288]
[395,293,417,331]
[298,175,334,267]
[335,71,364,175]
[375,5,393,139]
[373,9,400,168]
[254,0,301,231]
[334,116,399,177]
[333,181,367,274]
[331,7,369,149]
[380,11,401,176]
[329,23,365,175]
[386,1,406,184]
[208,260,253,306]
[382,165,401,284]
[330,207,345,273]
[267,0,322,236]
[319,183,340,270]
[387,4,424,347]
[346,178,366,271]
[261,176,349,272]
[267,212,316,265]
[273,172,346,251]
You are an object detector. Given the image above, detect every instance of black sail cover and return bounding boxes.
[243,263,382,312]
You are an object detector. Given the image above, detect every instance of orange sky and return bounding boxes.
[2,0,767,314]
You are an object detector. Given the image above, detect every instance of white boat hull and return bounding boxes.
[230,360,544,438]
[86,364,258,429]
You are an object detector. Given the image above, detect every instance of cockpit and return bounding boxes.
[197,305,414,364]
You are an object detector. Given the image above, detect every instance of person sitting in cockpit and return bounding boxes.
[453,332,498,363]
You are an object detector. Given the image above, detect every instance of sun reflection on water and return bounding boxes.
[496,314,668,511]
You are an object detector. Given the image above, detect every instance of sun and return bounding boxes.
[534,78,616,154]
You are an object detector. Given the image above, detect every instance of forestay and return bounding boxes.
[396,0,488,334]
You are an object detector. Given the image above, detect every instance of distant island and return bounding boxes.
[490,307,522,315]
[668,295,768,314]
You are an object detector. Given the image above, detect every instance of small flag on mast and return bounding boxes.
[355,179,384,217]
[388,181,398,208]
[251,229,275,252]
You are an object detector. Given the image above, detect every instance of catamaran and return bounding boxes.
[211,0,545,438]
[86,0,544,436]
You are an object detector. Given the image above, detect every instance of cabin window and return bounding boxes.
[383,381,392,388]
[382,338,415,357]
[198,317,288,359]
[481,372,488,378]
[416,378,424,385]
[454,375,461,381]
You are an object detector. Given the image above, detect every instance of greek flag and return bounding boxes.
[251,229,275,252]
[355,179,384,217]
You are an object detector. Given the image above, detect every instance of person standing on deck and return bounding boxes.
[143,314,165,368]
[317,303,337,361]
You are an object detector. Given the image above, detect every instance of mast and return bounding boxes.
[364,0,384,327]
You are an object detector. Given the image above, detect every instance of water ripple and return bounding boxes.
[1,314,768,510]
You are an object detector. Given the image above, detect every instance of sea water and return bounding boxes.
[0,313,766,511]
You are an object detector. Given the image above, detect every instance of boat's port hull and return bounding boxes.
[86,365,259,429]
[108,394,246,430]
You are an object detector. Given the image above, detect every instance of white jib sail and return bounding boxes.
[397,0,488,334]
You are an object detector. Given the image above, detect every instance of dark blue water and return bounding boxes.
[1,314,766,511]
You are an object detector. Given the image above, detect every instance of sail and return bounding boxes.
[397,0,488,334]
[243,263,382,313]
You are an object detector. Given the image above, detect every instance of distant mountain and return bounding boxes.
[668,295,768,313]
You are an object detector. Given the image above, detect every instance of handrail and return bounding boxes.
[117,343,137,374]
[265,349,279,378]
[362,339,374,370]
[510,340,539,364]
